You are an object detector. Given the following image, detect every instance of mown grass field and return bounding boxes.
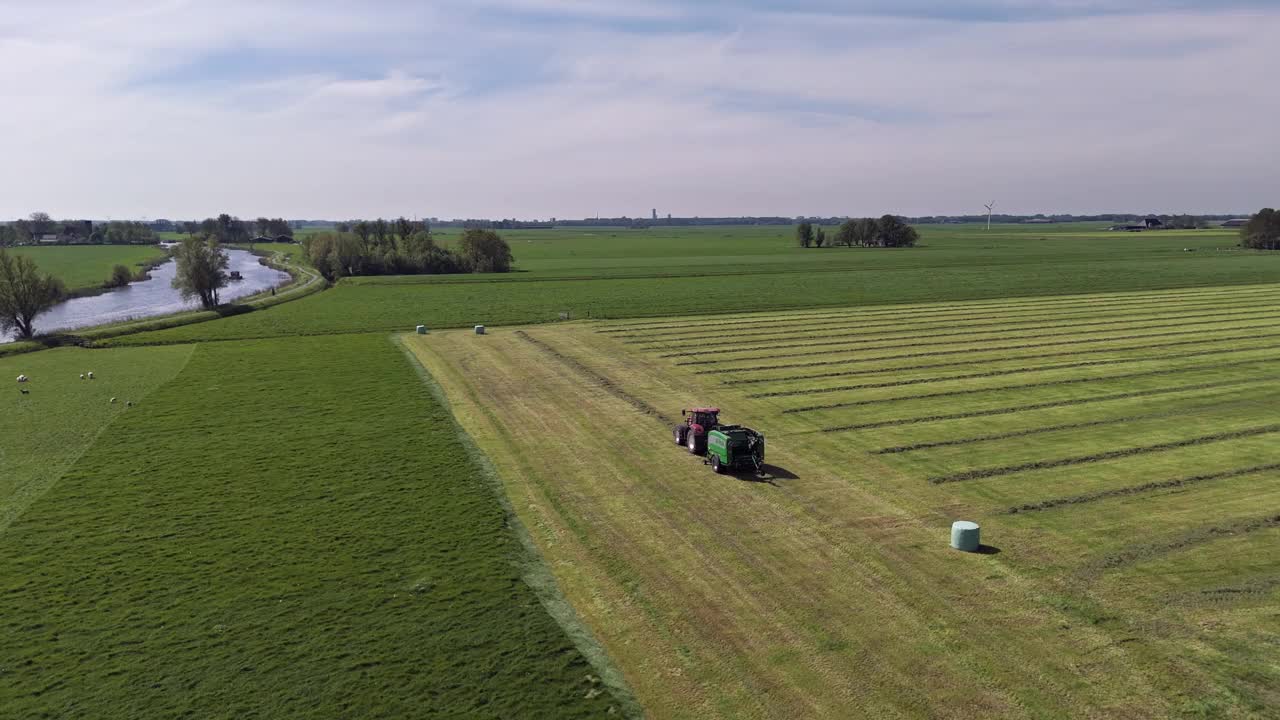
[410,282,1280,718]
[0,335,626,717]
[106,224,1280,346]
[9,245,169,292]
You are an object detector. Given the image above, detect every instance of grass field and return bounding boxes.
[409,282,1280,718]
[0,335,627,717]
[106,224,1280,346]
[9,245,169,292]
[10,223,1280,717]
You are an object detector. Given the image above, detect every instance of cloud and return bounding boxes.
[0,1,1275,218]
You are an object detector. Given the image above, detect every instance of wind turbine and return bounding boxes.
[984,202,996,230]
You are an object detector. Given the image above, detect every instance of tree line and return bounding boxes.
[0,213,158,246]
[304,220,512,281]
[797,215,919,249]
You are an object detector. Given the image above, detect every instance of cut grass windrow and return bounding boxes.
[873,412,1181,455]
[784,357,1275,414]
[747,341,1280,398]
[513,330,677,426]
[665,311,1280,361]
[703,329,1280,377]
[622,296,1280,346]
[600,285,1280,334]
[817,377,1275,432]
[1003,463,1280,514]
[927,424,1280,484]
[1095,514,1280,570]
[659,309,1280,358]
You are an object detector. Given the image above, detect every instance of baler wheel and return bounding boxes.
[711,456,724,474]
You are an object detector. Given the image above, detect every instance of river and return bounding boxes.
[1,248,291,343]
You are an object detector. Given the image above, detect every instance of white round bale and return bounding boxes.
[951,521,981,552]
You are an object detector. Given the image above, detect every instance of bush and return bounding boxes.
[1241,208,1280,250]
[105,264,134,288]
[459,229,513,273]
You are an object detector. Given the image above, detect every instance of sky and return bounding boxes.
[1,0,1276,220]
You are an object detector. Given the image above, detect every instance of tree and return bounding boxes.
[394,217,417,250]
[815,227,826,248]
[852,218,878,247]
[255,217,270,238]
[372,218,390,252]
[834,220,855,247]
[353,221,372,254]
[28,212,54,235]
[171,236,230,308]
[334,221,351,234]
[875,215,919,248]
[459,228,514,272]
[266,218,293,239]
[106,264,134,288]
[796,222,814,248]
[0,249,66,339]
[1241,208,1280,250]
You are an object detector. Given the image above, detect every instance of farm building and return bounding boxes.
[1108,218,1164,232]
[1220,218,1249,228]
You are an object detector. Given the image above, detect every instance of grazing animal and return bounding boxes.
[110,397,117,404]
[16,375,28,383]
[80,374,86,380]
[126,401,133,407]
[87,372,95,380]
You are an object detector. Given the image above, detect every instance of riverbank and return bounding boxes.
[75,248,324,346]
[3,248,311,348]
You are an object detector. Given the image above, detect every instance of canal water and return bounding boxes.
[1,248,290,343]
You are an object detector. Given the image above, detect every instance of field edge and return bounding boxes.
[392,333,643,719]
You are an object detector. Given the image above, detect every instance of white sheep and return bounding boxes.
[16,375,28,383]
[87,371,95,380]
[80,374,86,380]
[110,397,117,404]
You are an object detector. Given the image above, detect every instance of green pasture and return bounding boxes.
[9,245,169,292]
[0,334,623,717]
[112,255,1280,346]
[620,283,1280,715]
[0,345,195,533]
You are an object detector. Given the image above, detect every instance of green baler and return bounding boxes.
[705,425,765,475]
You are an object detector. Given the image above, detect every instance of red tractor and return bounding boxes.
[673,407,721,454]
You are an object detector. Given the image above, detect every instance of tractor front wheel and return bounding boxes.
[673,424,688,446]
[687,431,702,455]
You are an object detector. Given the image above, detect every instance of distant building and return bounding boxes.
[652,208,658,221]
[1221,218,1249,228]
[37,233,60,244]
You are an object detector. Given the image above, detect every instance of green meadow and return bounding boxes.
[108,224,1280,345]
[9,245,169,292]
[0,336,625,717]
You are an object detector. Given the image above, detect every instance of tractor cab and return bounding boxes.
[674,407,721,454]
[683,407,720,431]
